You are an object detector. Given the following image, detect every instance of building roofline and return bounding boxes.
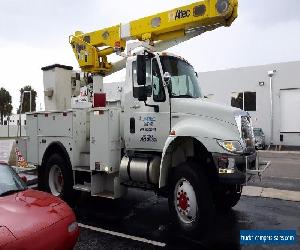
[41,64,73,71]
[199,60,300,73]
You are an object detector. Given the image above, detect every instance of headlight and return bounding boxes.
[217,140,243,153]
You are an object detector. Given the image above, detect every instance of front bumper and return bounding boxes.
[212,152,257,185]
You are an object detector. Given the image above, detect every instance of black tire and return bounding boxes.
[214,186,242,211]
[44,153,76,205]
[168,162,214,234]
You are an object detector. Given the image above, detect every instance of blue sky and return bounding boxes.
[1,0,300,112]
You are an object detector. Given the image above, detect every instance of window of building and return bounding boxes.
[244,92,256,111]
[231,91,256,111]
[4,121,7,125]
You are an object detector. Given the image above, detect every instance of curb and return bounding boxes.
[258,150,300,158]
[242,186,300,202]
[261,150,300,153]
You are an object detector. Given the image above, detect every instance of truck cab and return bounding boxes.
[122,51,256,187]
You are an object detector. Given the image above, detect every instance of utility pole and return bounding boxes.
[19,90,32,137]
[267,70,276,148]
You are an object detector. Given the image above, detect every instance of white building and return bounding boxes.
[0,114,26,137]
[200,61,300,147]
[2,114,26,126]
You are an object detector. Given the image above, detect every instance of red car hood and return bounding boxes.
[0,189,72,239]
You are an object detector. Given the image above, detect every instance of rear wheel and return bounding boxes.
[168,162,214,234]
[48,164,64,196]
[44,153,76,204]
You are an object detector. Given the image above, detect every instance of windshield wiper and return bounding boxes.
[0,189,24,197]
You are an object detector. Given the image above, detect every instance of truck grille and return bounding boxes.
[241,116,255,153]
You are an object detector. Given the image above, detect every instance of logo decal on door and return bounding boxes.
[139,116,157,142]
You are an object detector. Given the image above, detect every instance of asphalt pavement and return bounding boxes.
[74,190,300,250]
[250,150,300,191]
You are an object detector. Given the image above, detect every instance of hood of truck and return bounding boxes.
[172,98,242,125]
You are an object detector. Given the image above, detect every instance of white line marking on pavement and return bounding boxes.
[78,223,166,247]
[242,186,300,202]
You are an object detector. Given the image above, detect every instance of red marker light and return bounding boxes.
[170,130,176,136]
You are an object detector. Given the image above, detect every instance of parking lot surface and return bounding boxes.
[250,152,300,191]
[74,189,300,250]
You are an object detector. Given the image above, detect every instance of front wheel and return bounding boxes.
[168,163,214,234]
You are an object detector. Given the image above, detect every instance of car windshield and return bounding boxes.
[0,164,26,197]
[160,56,202,98]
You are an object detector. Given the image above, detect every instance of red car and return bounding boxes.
[0,163,79,249]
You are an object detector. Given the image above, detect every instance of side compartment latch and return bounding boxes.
[130,117,135,134]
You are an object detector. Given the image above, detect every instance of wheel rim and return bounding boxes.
[174,178,198,224]
[48,164,64,196]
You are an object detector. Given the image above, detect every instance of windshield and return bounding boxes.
[0,164,26,197]
[160,56,202,98]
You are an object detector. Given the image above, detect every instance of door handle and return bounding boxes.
[130,118,135,133]
[130,104,140,109]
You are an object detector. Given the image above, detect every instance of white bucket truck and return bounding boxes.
[21,0,268,233]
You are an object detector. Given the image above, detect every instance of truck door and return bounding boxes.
[125,56,170,151]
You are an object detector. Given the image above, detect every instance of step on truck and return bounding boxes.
[20,0,269,234]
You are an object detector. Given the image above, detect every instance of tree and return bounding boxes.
[17,85,37,114]
[0,87,13,125]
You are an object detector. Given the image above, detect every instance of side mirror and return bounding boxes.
[133,85,151,102]
[137,55,146,86]
[163,72,171,86]
[138,89,147,102]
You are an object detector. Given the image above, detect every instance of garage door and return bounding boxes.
[280,89,300,132]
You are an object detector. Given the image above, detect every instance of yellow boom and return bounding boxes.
[70,0,238,75]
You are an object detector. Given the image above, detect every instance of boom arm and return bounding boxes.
[70,0,238,75]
